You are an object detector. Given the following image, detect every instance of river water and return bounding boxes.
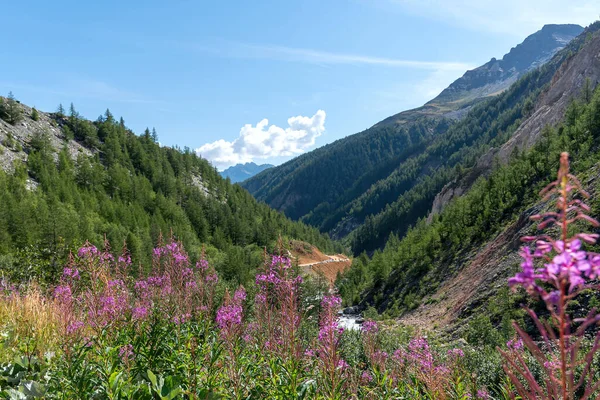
[338,314,361,331]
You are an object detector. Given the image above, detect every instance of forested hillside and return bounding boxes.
[0,99,340,285]
[243,24,586,253]
[338,45,600,321]
[345,25,599,254]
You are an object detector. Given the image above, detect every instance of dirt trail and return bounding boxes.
[287,241,351,285]
[299,255,352,285]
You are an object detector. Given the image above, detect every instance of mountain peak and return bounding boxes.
[373,24,584,129]
[430,24,583,106]
[220,162,274,183]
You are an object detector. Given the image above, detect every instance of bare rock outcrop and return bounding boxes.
[0,100,91,174]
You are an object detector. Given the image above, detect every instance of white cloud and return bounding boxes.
[183,40,470,71]
[387,0,599,36]
[196,110,326,169]
[233,43,470,70]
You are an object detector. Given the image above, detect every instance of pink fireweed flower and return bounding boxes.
[119,344,134,364]
[447,348,465,358]
[118,255,132,265]
[107,279,125,289]
[205,273,219,284]
[196,259,209,271]
[254,292,266,304]
[181,267,194,279]
[173,313,191,325]
[66,321,84,335]
[434,365,450,375]
[362,320,378,333]
[392,348,406,363]
[233,286,247,304]
[317,293,346,394]
[408,337,434,371]
[476,389,490,399]
[54,285,73,303]
[336,359,349,370]
[502,153,600,399]
[321,295,342,309]
[63,267,80,280]
[185,281,198,289]
[509,154,600,296]
[510,238,600,293]
[132,306,149,320]
[318,320,344,341]
[506,338,523,351]
[77,244,98,258]
[216,304,243,328]
[371,350,388,369]
[361,370,373,384]
[217,290,245,337]
[318,295,344,343]
[100,252,114,263]
[271,255,292,269]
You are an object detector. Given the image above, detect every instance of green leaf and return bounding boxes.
[147,370,158,389]
[163,387,182,400]
[108,371,122,392]
[4,389,26,400]
[21,381,46,397]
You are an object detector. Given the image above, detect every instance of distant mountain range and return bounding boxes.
[220,162,274,183]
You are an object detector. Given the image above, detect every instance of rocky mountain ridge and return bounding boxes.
[220,162,274,183]
[429,27,600,219]
[431,24,583,106]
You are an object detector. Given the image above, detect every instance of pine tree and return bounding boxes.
[0,92,23,125]
[582,77,592,103]
[104,108,114,123]
[69,103,78,121]
[31,107,40,121]
[56,103,65,117]
[151,127,158,142]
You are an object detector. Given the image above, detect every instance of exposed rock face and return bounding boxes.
[191,175,211,197]
[401,165,600,334]
[0,100,91,174]
[428,182,465,222]
[428,29,600,219]
[431,24,584,106]
[376,25,583,128]
[495,31,600,160]
[0,101,220,199]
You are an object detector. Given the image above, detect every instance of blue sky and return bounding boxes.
[1,0,598,169]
